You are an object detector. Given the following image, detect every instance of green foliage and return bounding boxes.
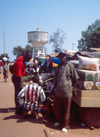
[0,53,9,60]
[78,19,100,51]
[90,27,100,48]
[12,45,24,58]
[49,28,66,51]
[12,44,33,59]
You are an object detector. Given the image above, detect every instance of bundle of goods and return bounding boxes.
[73,54,100,128]
[67,60,79,68]
[39,78,54,117]
[76,55,100,90]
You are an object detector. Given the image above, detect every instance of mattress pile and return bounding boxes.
[76,55,100,90]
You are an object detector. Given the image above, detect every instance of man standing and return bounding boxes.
[12,51,32,114]
[51,52,79,132]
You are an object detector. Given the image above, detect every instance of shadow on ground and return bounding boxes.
[0,102,90,131]
[1,108,44,125]
[0,107,16,113]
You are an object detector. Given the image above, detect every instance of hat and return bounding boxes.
[57,51,69,58]
[2,57,8,61]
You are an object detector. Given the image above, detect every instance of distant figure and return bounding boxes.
[11,51,32,114]
[43,55,52,73]
[34,57,41,67]
[2,57,9,82]
[17,76,46,118]
[0,60,3,78]
[33,57,41,74]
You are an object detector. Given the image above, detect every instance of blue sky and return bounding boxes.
[0,0,100,61]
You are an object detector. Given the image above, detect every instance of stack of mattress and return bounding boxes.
[76,69,100,90]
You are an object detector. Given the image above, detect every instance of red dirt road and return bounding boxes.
[0,74,46,137]
[0,73,100,137]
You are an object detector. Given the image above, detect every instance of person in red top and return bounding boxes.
[13,56,26,76]
[0,60,3,67]
[12,51,32,114]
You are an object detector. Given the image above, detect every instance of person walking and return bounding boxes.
[11,51,32,114]
[2,57,9,82]
[50,52,79,132]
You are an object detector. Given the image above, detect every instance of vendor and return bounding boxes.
[50,52,79,132]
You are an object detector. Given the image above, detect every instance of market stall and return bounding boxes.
[72,54,100,128]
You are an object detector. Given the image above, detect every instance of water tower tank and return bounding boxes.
[28,28,48,57]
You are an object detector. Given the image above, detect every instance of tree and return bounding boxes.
[90,26,100,48]
[12,45,24,59]
[12,44,33,59]
[0,53,9,60]
[78,19,100,51]
[49,28,66,52]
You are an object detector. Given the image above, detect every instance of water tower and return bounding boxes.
[28,28,48,58]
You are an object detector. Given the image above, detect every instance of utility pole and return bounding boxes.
[72,43,75,51]
[38,15,39,29]
[3,31,5,55]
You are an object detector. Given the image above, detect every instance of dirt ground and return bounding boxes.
[0,73,100,137]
